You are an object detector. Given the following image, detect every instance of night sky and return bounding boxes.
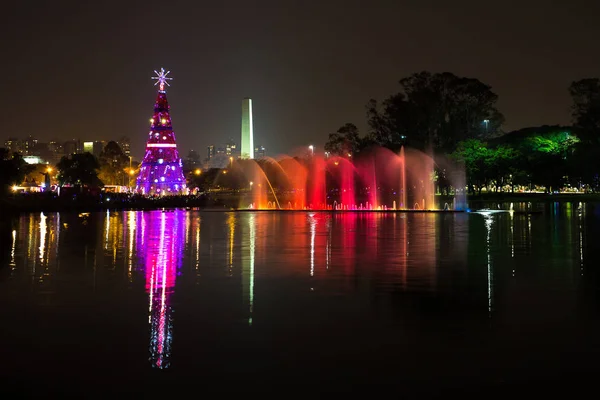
[3,0,600,159]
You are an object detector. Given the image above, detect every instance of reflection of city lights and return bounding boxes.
[55,213,60,259]
[104,209,110,250]
[326,218,332,270]
[39,212,47,263]
[309,214,316,276]
[228,213,235,276]
[196,217,201,270]
[579,203,584,276]
[484,214,494,316]
[509,211,514,259]
[27,214,34,262]
[10,229,16,267]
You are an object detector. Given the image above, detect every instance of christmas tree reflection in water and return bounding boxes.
[140,210,185,369]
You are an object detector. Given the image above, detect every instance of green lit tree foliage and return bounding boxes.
[450,139,491,195]
[455,127,585,194]
[519,131,579,193]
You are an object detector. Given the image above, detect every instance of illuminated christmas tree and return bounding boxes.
[136,68,186,195]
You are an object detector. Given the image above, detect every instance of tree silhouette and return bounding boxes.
[324,123,365,157]
[570,78,600,144]
[98,141,129,185]
[57,152,103,188]
[367,71,504,152]
[0,148,32,196]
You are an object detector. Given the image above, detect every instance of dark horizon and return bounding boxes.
[3,0,600,158]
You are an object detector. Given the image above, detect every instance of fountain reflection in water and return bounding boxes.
[219,145,463,211]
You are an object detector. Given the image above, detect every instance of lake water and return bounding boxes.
[1,204,600,395]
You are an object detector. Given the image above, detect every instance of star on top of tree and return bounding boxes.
[152,68,173,91]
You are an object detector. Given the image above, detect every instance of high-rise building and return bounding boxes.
[47,141,65,164]
[207,145,215,161]
[83,141,105,158]
[254,145,266,159]
[63,139,82,155]
[136,68,186,195]
[185,149,201,169]
[24,136,38,156]
[118,136,131,157]
[4,138,23,155]
[241,98,254,159]
[225,138,238,157]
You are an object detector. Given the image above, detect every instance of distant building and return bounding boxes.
[225,138,239,157]
[63,139,82,156]
[23,136,38,156]
[47,141,65,164]
[83,141,105,158]
[184,149,201,170]
[254,145,266,159]
[207,145,215,161]
[118,137,131,157]
[4,137,22,155]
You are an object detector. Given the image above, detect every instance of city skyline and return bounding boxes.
[3,1,600,158]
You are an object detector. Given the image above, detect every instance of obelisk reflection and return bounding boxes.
[242,213,255,326]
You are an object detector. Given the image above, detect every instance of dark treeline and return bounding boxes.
[325,71,600,194]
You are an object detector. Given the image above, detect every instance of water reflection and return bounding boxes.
[242,213,256,326]
[228,213,235,276]
[140,210,186,369]
[483,214,495,316]
[1,203,598,378]
[10,229,16,268]
[309,213,316,277]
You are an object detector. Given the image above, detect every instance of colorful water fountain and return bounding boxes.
[218,146,465,212]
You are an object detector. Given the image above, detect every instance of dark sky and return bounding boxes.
[3,0,600,159]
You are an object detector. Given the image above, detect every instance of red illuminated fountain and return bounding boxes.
[228,146,463,212]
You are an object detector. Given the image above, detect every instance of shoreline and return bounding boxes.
[2,192,599,215]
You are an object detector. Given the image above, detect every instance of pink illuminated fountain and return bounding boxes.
[230,145,453,211]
